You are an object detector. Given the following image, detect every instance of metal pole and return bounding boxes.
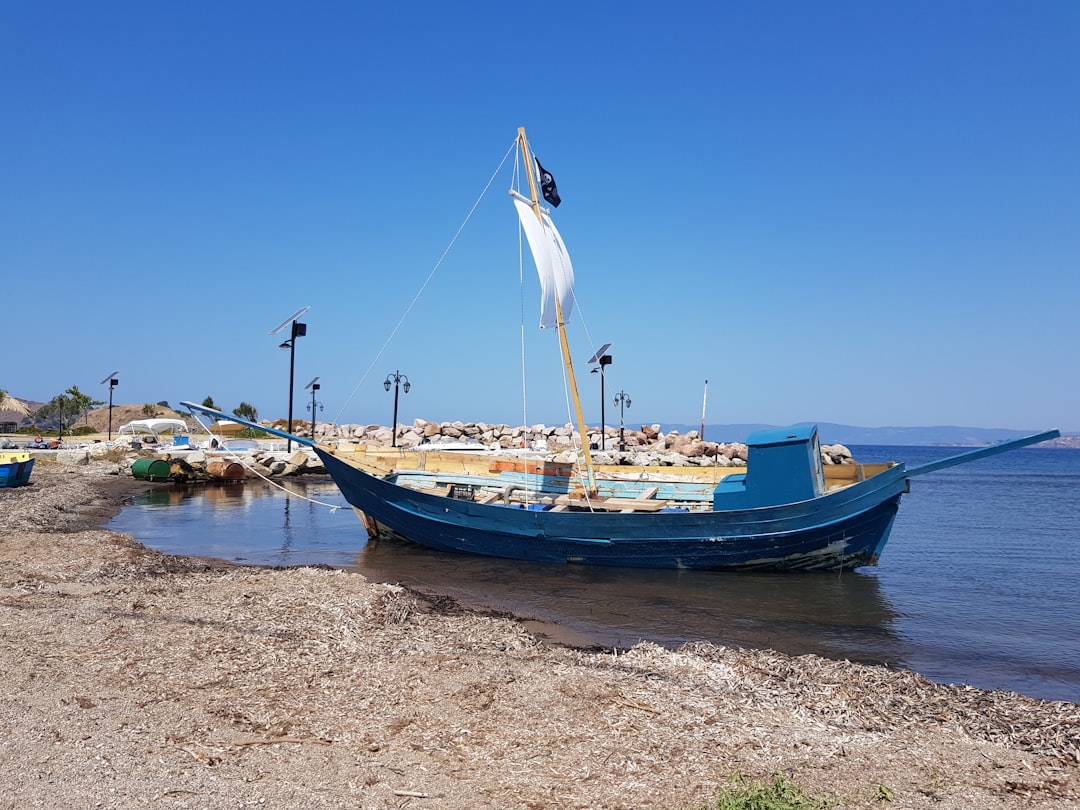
[392,379,400,448]
[108,384,114,441]
[592,353,611,451]
[311,387,317,441]
[287,336,296,452]
[701,378,708,442]
[619,398,624,449]
[614,390,631,451]
[600,364,606,451]
[270,309,309,453]
[384,371,408,448]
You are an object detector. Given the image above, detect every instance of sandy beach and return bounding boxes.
[1,459,1077,808]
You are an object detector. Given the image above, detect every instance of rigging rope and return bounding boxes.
[185,411,346,511]
[331,139,520,425]
[217,135,610,514]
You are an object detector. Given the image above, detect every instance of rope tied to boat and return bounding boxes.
[185,413,347,512]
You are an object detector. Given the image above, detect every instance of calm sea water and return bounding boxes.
[106,445,1080,704]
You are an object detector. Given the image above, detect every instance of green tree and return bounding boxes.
[141,403,161,417]
[233,402,258,421]
[202,396,218,410]
[32,386,103,431]
[65,385,104,426]
[33,396,71,431]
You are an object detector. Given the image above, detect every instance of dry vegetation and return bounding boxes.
[1,461,1077,808]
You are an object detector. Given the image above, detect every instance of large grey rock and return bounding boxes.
[56,449,89,466]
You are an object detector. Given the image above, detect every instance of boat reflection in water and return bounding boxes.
[353,536,905,668]
[114,481,905,668]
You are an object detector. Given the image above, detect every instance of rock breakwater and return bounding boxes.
[36,418,857,481]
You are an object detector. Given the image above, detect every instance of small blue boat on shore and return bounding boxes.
[0,451,35,488]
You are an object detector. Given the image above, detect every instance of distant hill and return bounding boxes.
[662,422,1075,447]
[0,399,191,433]
[79,404,192,433]
[3,392,1073,448]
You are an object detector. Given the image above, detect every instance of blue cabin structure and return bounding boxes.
[712,424,825,509]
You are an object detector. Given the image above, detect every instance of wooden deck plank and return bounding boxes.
[554,495,666,512]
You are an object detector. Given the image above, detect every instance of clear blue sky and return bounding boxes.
[3,1,1077,434]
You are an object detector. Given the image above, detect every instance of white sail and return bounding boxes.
[511,191,575,329]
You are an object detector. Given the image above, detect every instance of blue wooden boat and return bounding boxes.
[180,403,1058,571]
[178,126,1061,570]
[0,451,35,488]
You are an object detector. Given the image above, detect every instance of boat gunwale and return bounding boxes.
[316,446,911,537]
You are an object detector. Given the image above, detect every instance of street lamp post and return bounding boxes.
[99,371,119,441]
[614,390,632,451]
[108,378,118,440]
[269,307,311,453]
[305,377,323,442]
[383,371,411,448]
[588,343,613,450]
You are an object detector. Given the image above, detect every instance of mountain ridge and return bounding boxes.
[663,422,1075,447]
[2,393,1074,448]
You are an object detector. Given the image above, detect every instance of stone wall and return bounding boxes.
[303,417,856,469]
[38,419,855,481]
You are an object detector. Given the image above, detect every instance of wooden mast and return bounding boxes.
[516,127,596,493]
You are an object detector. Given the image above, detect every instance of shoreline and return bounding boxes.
[1,460,1077,807]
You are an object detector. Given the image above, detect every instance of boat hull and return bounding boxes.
[0,453,35,488]
[315,448,908,571]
